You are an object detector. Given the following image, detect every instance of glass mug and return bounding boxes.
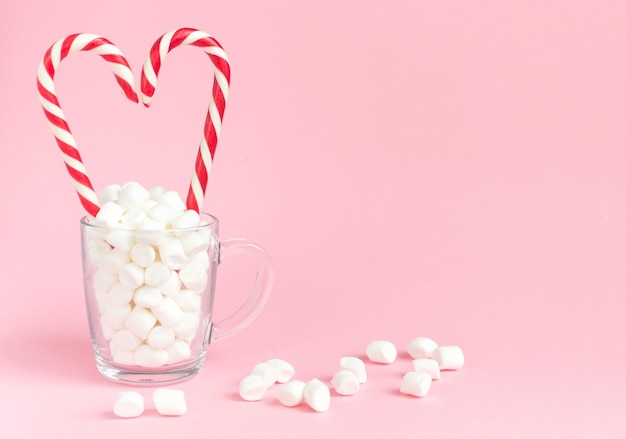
[80,213,272,384]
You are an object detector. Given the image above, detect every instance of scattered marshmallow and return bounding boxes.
[239,375,267,401]
[407,337,438,359]
[412,358,441,380]
[304,379,331,412]
[250,362,279,388]
[432,346,464,370]
[339,356,367,384]
[113,391,144,418]
[277,380,306,407]
[331,370,360,396]
[400,371,432,397]
[153,388,187,416]
[265,359,295,383]
[366,340,398,364]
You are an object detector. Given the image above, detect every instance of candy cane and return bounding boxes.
[141,28,231,213]
[37,33,138,219]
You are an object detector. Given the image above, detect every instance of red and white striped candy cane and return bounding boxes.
[141,28,231,213]
[37,33,138,219]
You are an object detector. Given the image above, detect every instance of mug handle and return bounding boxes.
[211,238,273,341]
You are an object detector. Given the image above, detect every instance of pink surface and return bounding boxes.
[1,1,626,437]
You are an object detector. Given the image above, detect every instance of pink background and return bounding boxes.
[1,1,625,437]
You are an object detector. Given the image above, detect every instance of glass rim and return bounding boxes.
[80,211,219,232]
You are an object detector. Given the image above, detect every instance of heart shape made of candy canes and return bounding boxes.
[37,28,230,219]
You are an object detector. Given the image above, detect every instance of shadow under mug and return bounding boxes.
[80,213,273,384]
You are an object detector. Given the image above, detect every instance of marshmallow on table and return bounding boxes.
[412,358,441,380]
[432,346,464,370]
[339,356,367,384]
[239,375,267,401]
[113,391,144,418]
[304,379,331,413]
[277,380,306,407]
[401,371,432,397]
[407,337,438,359]
[331,370,360,396]
[265,359,295,384]
[153,388,187,416]
[366,340,398,364]
[250,362,279,388]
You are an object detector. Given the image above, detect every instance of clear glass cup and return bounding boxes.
[80,213,272,384]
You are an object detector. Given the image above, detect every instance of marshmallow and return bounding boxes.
[366,340,397,364]
[178,260,209,292]
[153,388,187,416]
[171,209,201,230]
[87,239,111,265]
[148,185,166,201]
[134,285,164,308]
[407,337,438,359]
[105,229,135,252]
[120,209,147,229]
[190,250,210,271]
[100,184,121,204]
[277,380,306,407]
[304,379,331,412]
[159,236,187,270]
[339,357,367,384]
[130,243,156,267]
[134,344,168,367]
[101,302,132,330]
[111,328,142,351]
[124,306,157,339]
[173,313,200,341]
[95,201,124,227]
[158,191,187,212]
[98,248,130,276]
[251,362,279,388]
[160,271,182,297]
[110,342,136,365]
[117,181,150,212]
[239,375,267,401]
[400,371,432,397]
[432,346,464,370]
[174,289,201,313]
[100,316,115,340]
[331,370,360,396]
[148,202,179,224]
[92,271,118,293]
[142,199,158,212]
[144,261,172,288]
[152,297,185,328]
[265,359,295,384]
[113,391,144,418]
[135,218,165,246]
[166,339,192,364]
[108,283,134,306]
[412,358,441,380]
[179,229,213,255]
[147,325,176,350]
[118,263,145,289]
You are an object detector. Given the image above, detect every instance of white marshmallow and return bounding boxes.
[110,342,136,365]
[101,302,131,330]
[134,344,169,367]
[331,370,360,396]
[148,203,179,224]
[158,191,187,212]
[124,306,157,339]
[87,239,111,265]
[277,380,306,407]
[144,261,172,288]
[130,243,156,267]
[412,358,441,380]
[432,346,464,370]
[100,184,121,204]
[147,325,176,350]
[265,359,295,384]
[108,283,134,306]
[190,250,210,271]
[400,371,432,397]
[105,229,135,252]
[153,388,187,416]
[134,285,164,308]
[304,379,331,412]
[173,313,201,341]
[366,340,397,364]
[148,185,166,201]
[98,248,130,276]
[179,229,212,255]
[120,209,147,229]
[166,339,192,364]
[178,260,209,292]
[117,181,150,212]
[118,263,145,289]
[160,271,182,297]
[111,328,142,351]
[159,236,187,270]
[251,362,279,388]
[92,271,118,293]
[142,199,158,212]
[113,391,144,418]
[135,218,165,246]
[174,289,201,313]
[100,316,115,340]
[171,210,201,231]
[152,297,185,328]
[239,375,267,401]
[339,357,367,384]
[95,201,124,227]
[407,337,438,359]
